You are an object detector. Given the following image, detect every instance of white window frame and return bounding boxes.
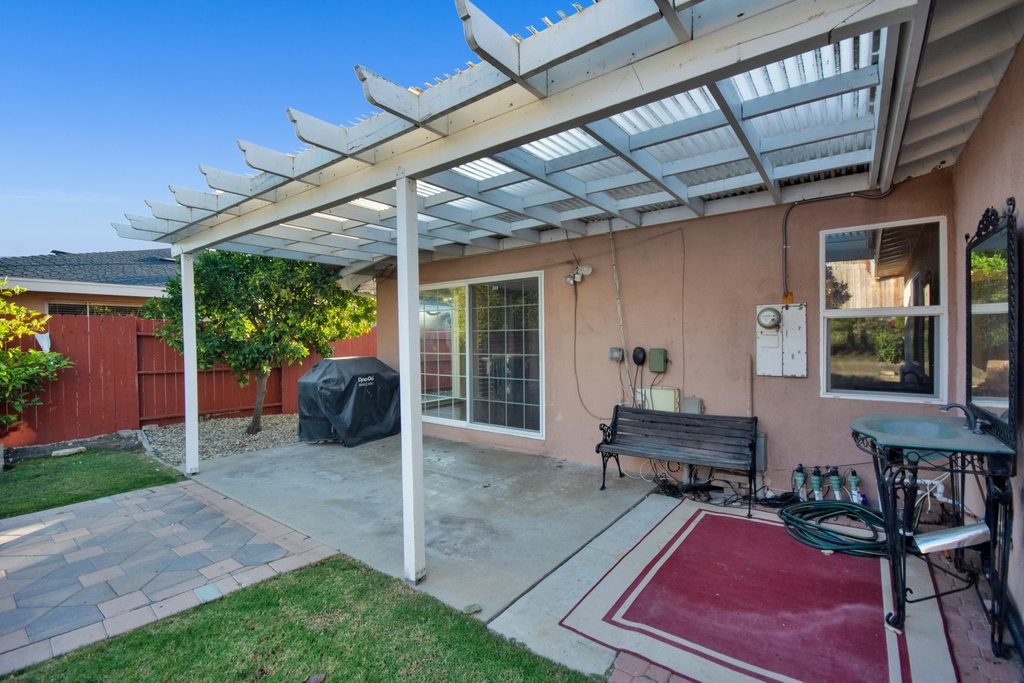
[420,270,545,439]
[819,216,948,404]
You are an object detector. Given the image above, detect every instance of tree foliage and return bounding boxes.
[143,252,376,434]
[0,280,74,430]
[970,249,1009,303]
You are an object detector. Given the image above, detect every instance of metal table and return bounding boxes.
[850,414,1015,655]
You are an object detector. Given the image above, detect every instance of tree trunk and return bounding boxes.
[246,370,269,435]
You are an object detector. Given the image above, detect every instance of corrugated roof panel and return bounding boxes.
[634,199,679,213]
[779,163,870,188]
[447,197,491,211]
[726,35,876,110]
[604,181,663,201]
[643,127,740,165]
[545,197,591,213]
[521,129,598,161]
[416,180,446,196]
[748,84,877,143]
[698,183,766,201]
[766,132,873,169]
[491,211,523,223]
[564,157,635,183]
[498,178,554,198]
[349,197,390,211]
[453,157,514,180]
[677,160,757,188]
[611,87,718,135]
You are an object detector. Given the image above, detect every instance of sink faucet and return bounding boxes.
[940,403,988,434]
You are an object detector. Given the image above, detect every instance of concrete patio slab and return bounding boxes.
[490,494,679,676]
[193,434,654,621]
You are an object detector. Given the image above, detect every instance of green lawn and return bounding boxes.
[7,555,594,682]
[0,448,183,519]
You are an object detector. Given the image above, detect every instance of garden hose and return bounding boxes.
[778,500,888,558]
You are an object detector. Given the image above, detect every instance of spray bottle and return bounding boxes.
[811,466,824,501]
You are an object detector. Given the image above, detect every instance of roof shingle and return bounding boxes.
[0,249,177,287]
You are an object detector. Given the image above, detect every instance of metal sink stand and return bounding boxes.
[852,431,1014,656]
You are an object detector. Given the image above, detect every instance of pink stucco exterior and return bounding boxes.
[376,41,1024,618]
[952,42,1024,611]
[379,168,959,479]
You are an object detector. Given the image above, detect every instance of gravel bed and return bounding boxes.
[144,413,301,466]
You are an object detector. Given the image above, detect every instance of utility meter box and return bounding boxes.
[755,303,807,377]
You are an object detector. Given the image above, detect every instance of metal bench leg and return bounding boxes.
[600,454,624,490]
[747,468,754,518]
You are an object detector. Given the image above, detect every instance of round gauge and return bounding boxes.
[757,307,782,329]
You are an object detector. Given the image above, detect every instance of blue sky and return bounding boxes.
[0,0,564,257]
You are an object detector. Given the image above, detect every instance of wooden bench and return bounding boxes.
[596,405,758,516]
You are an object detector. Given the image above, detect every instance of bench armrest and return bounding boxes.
[596,422,616,451]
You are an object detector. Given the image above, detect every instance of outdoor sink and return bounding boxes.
[856,416,961,440]
[850,413,1015,455]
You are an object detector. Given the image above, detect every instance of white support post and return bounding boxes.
[396,176,426,584]
[180,252,200,475]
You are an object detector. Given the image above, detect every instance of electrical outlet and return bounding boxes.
[609,347,624,362]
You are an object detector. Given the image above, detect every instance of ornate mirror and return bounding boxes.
[966,198,1018,448]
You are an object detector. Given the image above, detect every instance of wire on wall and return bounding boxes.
[608,225,634,400]
[572,278,609,421]
[780,188,894,302]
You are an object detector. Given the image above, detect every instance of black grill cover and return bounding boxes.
[297,357,400,446]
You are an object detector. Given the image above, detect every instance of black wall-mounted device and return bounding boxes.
[632,346,647,365]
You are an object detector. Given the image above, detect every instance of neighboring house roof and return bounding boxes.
[0,249,176,297]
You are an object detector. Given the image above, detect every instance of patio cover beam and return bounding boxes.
[167,0,918,255]
[707,79,781,202]
[583,119,705,216]
[424,170,587,234]
[878,1,931,191]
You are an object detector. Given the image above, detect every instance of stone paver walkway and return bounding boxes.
[0,480,336,676]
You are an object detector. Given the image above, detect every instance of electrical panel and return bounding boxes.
[755,303,807,377]
[648,348,668,373]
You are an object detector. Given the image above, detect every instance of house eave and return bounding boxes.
[3,277,166,298]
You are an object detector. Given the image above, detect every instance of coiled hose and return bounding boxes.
[778,500,888,558]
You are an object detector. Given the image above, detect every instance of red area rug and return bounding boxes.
[560,500,955,682]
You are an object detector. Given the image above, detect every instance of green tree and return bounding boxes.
[143,252,376,435]
[0,280,74,431]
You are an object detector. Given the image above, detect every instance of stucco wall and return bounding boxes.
[378,169,959,492]
[952,42,1024,620]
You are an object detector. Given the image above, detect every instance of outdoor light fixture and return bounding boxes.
[564,264,593,285]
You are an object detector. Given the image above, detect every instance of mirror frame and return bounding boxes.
[965,197,1018,449]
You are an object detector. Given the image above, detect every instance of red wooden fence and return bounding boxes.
[2,316,377,448]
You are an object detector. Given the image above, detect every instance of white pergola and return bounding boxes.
[115,0,1024,583]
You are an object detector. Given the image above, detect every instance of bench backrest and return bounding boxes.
[610,405,757,465]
